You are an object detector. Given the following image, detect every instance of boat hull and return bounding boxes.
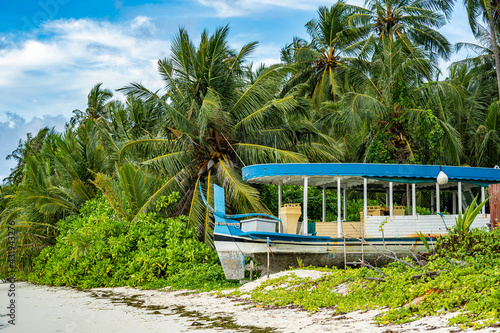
[214,225,429,279]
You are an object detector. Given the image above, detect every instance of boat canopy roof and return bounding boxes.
[242,163,500,189]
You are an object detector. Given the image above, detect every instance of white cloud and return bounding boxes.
[0,17,174,180]
[197,0,335,17]
[0,17,170,120]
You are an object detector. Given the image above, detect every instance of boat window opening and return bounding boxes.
[431,190,435,214]
[452,191,457,214]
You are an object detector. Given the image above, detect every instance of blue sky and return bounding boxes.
[0,0,477,181]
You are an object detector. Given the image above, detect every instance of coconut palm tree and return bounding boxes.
[70,83,114,126]
[0,119,116,271]
[333,38,463,164]
[463,0,500,99]
[446,59,500,166]
[280,1,366,108]
[347,0,452,61]
[455,24,500,100]
[5,127,50,185]
[118,26,344,244]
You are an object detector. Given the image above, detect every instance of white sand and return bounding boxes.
[2,272,500,333]
[0,282,220,333]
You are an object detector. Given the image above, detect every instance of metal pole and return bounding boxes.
[436,183,440,213]
[389,182,393,217]
[322,185,326,223]
[266,237,270,279]
[337,178,341,238]
[278,184,282,232]
[363,178,368,220]
[406,184,410,215]
[303,177,308,235]
[343,187,347,221]
[458,182,462,213]
[412,183,416,216]
[482,187,486,215]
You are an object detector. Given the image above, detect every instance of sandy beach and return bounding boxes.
[1,272,500,333]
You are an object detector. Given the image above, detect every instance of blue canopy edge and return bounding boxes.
[242,163,500,186]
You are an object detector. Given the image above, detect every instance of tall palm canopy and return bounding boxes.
[463,0,500,99]
[348,0,453,60]
[70,83,114,125]
[118,25,344,244]
[281,2,365,107]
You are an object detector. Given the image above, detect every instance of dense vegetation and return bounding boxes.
[238,227,500,329]
[0,0,499,306]
[26,193,237,291]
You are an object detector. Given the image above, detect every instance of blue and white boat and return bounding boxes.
[202,163,500,280]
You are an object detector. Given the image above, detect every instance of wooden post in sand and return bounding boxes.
[267,237,270,279]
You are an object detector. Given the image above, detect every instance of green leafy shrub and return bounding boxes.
[244,226,500,329]
[27,195,235,290]
[247,258,500,328]
[454,196,489,235]
[436,227,500,260]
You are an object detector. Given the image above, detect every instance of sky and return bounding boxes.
[0,0,478,181]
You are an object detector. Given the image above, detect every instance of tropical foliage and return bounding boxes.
[27,193,236,290]
[1,0,500,284]
[243,245,500,329]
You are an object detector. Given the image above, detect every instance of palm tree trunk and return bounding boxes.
[488,15,500,100]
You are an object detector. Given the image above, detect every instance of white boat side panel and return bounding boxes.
[364,215,490,238]
[236,242,329,254]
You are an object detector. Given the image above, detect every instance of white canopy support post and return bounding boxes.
[322,185,326,223]
[481,186,486,215]
[412,183,417,216]
[436,183,440,213]
[278,183,282,232]
[303,177,308,235]
[278,184,282,213]
[343,187,347,221]
[458,182,462,213]
[452,191,457,214]
[406,184,410,215]
[430,191,434,214]
[363,178,368,221]
[389,182,393,217]
[337,178,341,238]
